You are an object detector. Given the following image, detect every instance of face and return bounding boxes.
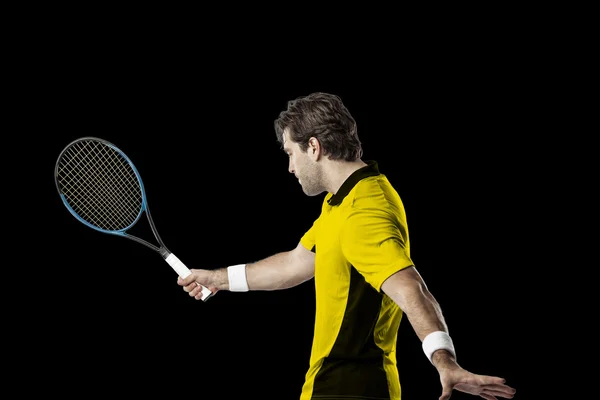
[282,129,325,196]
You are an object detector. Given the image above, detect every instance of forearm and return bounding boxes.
[399,284,449,341]
[395,283,458,368]
[211,251,310,291]
[382,268,457,368]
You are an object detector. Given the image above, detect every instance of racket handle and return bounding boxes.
[165,253,213,301]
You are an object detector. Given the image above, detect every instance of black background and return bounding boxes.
[18,28,535,399]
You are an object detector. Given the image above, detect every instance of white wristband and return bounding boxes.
[422,331,456,364]
[227,264,249,292]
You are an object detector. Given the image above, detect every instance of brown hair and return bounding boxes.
[274,92,363,161]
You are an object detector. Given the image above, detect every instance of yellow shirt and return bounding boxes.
[299,161,414,400]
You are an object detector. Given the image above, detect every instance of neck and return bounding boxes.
[324,159,368,194]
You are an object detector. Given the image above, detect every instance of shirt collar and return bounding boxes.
[327,160,380,206]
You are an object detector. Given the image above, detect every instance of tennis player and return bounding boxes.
[178,92,516,400]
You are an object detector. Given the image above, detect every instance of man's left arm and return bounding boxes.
[381,266,455,366]
[381,267,516,399]
[341,207,515,398]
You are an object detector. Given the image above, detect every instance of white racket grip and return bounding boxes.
[165,253,212,301]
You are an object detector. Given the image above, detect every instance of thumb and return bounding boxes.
[177,273,195,285]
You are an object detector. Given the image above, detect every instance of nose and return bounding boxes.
[288,159,294,174]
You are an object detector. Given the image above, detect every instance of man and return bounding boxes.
[178,92,516,400]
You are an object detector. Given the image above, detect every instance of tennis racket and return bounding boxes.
[55,136,213,301]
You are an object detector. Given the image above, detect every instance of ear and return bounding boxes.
[308,137,321,160]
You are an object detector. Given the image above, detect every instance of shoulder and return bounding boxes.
[350,174,398,206]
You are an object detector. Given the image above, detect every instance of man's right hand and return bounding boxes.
[178,269,220,300]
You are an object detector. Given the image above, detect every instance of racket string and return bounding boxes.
[57,139,143,231]
[61,145,131,225]
[65,140,141,226]
[59,146,135,229]
[70,142,139,221]
[60,142,140,229]
[60,142,135,226]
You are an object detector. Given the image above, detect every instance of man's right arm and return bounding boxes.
[179,241,315,298]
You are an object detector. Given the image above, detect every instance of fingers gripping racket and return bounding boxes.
[55,137,213,301]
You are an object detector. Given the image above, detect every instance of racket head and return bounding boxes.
[55,137,148,235]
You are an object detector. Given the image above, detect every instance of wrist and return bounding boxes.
[431,350,458,370]
[211,268,229,291]
[422,331,456,366]
[227,264,249,291]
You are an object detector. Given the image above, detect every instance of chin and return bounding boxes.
[303,187,324,197]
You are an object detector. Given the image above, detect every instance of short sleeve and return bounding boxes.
[340,208,414,292]
[300,218,318,252]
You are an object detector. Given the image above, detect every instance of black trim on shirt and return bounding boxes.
[327,161,380,206]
